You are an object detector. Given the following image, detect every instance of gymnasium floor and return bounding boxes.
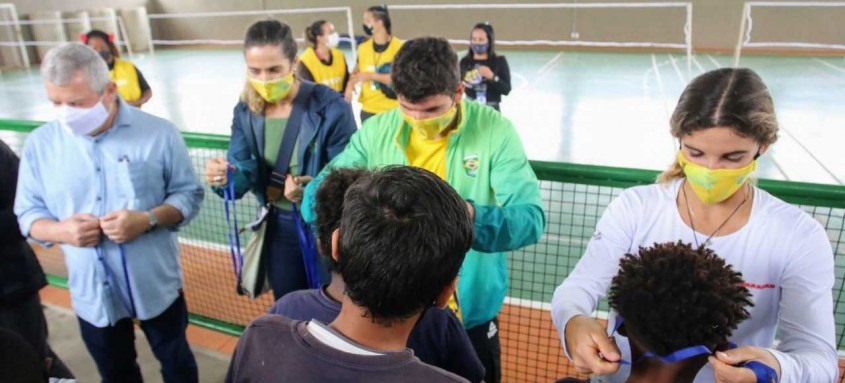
[0,48,843,185]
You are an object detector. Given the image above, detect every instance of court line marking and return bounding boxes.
[768,154,792,182]
[691,54,706,74]
[537,52,566,77]
[667,54,685,83]
[180,237,234,253]
[651,54,671,121]
[511,72,529,90]
[514,51,566,92]
[706,54,723,69]
[779,125,843,185]
[505,297,553,311]
[810,66,845,85]
[503,297,610,319]
[642,57,671,98]
[813,58,845,74]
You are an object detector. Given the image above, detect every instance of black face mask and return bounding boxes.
[362,24,374,36]
[98,50,112,62]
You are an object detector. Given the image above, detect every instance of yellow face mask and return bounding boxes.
[678,150,757,204]
[248,72,295,103]
[403,104,458,140]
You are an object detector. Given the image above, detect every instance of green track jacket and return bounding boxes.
[302,100,545,329]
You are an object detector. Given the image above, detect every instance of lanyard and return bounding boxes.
[223,167,243,284]
[96,244,136,318]
[611,316,779,383]
[292,203,321,289]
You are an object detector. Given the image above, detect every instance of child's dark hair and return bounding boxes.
[314,167,370,271]
[337,166,473,326]
[305,20,327,48]
[608,241,753,356]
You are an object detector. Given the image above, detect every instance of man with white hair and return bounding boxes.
[14,42,204,383]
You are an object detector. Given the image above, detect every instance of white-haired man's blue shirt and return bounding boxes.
[14,99,204,327]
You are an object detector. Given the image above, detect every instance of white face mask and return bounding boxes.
[327,32,340,48]
[56,95,110,136]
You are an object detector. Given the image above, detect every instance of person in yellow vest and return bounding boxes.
[297,20,349,94]
[84,29,152,108]
[344,5,404,123]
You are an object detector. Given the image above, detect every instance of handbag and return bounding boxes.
[224,171,271,298]
[223,82,322,298]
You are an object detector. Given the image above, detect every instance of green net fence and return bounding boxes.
[2,120,844,382]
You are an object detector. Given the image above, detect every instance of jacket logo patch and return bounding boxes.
[463,154,479,177]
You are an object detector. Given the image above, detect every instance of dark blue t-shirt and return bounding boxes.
[270,286,485,383]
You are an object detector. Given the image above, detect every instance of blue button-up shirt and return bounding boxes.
[14,100,205,327]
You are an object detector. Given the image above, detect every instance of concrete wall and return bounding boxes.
[2,0,843,68]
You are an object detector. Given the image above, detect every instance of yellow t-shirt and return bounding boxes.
[405,129,448,180]
[356,38,404,114]
[405,128,463,320]
[300,47,347,92]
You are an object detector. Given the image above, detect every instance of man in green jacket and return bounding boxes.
[301,36,545,383]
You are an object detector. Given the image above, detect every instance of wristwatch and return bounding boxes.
[493,75,500,82]
[146,211,158,233]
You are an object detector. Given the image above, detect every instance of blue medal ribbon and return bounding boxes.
[611,316,779,382]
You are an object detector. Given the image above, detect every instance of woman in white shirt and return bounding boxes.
[551,68,836,383]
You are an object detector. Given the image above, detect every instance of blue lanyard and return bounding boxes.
[611,316,779,383]
[222,167,243,283]
[292,203,321,289]
[96,244,136,318]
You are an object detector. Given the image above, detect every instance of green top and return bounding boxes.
[263,118,298,210]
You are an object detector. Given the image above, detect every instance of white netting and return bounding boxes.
[734,2,845,66]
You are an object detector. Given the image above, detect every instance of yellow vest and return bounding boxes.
[357,38,404,114]
[110,59,141,102]
[300,47,347,92]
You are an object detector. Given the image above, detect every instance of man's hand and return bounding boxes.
[60,214,102,247]
[100,210,150,244]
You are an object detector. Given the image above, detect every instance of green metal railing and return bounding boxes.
[3,120,844,382]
